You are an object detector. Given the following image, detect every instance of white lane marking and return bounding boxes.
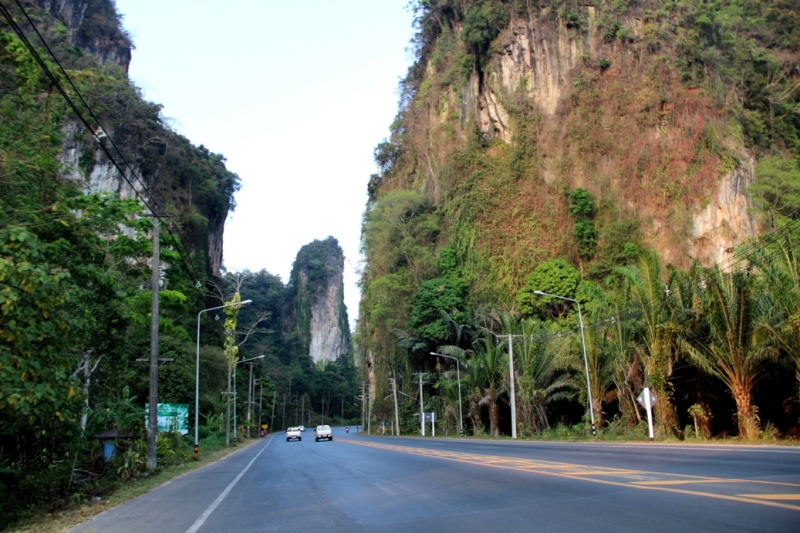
[184,438,272,533]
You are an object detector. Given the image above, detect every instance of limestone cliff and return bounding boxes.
[382,4,761,280]
[290,238,350,364]
[34,0,131,71]
[358,1,798,417]
[26,0,237,276]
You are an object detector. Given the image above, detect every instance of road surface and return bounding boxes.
[70,428,800,532]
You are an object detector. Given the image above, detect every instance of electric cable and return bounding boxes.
[1,0,208,286]
[9,0,207,286]
[0,2,157,214]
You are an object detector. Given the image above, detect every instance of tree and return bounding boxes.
[516,259,581,316]
[751,156,800,229]
[472,335,506,436]
[500,315,575,434]
[755,235,800,388]
[615,251,680,436]
[569,188,598,261]
[681,266,775,439]
[409,277,469,342]
[461,0,509,67]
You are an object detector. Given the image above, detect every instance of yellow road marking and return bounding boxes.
[343,440,800,512]
[632,480,737,486]
[739,494,800,501]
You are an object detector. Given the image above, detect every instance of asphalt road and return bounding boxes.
[70,428,800,533]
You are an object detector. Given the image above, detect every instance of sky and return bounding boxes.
[113,0,416,327]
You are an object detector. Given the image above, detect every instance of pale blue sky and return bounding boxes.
[114,0,415,326]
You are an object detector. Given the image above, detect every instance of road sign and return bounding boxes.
[144,403,188,434]
[419,412,437,423]
[636,389,657,408]
[636,388,656,441]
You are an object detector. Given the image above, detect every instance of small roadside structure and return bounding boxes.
[92,428,134,460]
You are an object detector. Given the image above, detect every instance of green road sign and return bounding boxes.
[145,403,189,434]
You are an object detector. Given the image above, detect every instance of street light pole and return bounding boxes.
[195,300,252,460]
[534,290,597,437]
[430,352,466,435]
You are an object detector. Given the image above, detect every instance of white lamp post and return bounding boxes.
[194,299,251,459]
[534,290,597,437]
[430,352,466,435]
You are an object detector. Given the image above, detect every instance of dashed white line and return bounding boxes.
[184,438,272,533]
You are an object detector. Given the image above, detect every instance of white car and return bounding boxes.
[298,425,305,432]
[315,424,332,441]
[286,427,302,442]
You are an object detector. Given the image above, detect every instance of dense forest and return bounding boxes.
[0,1,358,529]
[357,0,800,441]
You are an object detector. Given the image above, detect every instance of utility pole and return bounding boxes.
[233,357,238,445]
[367,387,372,435]
[360,383,365,430]
[414,372,429,436]
[246,362,254,438]
[225,332,233,446]
[146,219,160,471]
[257,379,263,436]
[270,389,277,431]
[389,372,400,436]
[301,394,304,425]
[497,335,519,439]
[341,397,344,423]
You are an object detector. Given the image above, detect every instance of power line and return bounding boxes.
[9,0,206,285]
[0,1,157,215]
[13,0,157,209]
[1,0,207,285]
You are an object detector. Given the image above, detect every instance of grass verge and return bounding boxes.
[9,437,261,533]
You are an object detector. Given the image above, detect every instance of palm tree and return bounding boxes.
[615,250,680,436]
[754,236,800,388]
[680,266,774,439]
[472,335,506,436]
[604,283,645,426]
[580,317,618,429]
[511,318,575,434]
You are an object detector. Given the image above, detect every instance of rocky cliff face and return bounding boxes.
[413,8,759,272]
[38,0,235,276]
[291,238,350,364]
[35,0,131,71]
[358,2,783,411]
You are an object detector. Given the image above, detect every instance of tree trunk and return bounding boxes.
[487,388,500,437]
[731,383,758,439]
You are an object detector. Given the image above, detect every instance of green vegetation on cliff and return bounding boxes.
[358,1,800,441]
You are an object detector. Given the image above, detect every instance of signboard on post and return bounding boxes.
[420,412,437,423]
[419,412,437,436]
[636,389,657,408]
[144,403,189,435]
[636,388,657,441]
